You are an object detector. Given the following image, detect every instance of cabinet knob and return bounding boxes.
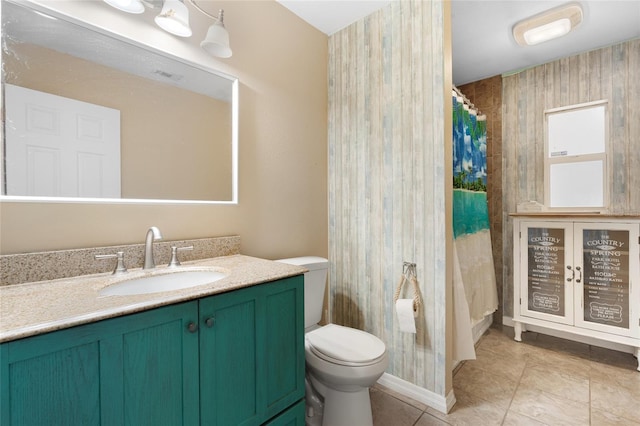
[205,317,215,328]
[187,322,198,333]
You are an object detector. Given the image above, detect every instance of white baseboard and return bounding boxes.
[376,372,456,414]
[502,316,636,354]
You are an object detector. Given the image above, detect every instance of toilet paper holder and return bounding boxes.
[402,262,417,278]
[394,262,423,312]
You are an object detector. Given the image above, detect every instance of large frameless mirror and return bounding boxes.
[1,0,238,203]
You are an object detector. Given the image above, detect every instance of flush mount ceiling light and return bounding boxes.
[513,3,583,46]
[103,0,232,58]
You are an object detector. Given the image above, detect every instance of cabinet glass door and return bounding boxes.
[520,222,574,325]
[574,223,640,338]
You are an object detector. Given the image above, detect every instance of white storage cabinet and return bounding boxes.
[512,215,640,371]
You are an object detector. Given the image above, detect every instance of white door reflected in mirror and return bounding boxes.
[5,84,121,198]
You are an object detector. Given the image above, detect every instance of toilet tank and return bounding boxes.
[276,256,328,329]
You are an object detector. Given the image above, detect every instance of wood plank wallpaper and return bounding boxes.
[502,39,640,317]
[328,0,449,396]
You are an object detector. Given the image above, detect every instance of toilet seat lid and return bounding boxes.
[306,324,386,365]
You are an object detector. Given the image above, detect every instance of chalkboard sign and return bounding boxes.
[582,229,630,328]
[527,227,565,316]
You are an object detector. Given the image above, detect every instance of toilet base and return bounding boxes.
[306,375,373,426]
[305,375,324,426]
[321,387,373,426]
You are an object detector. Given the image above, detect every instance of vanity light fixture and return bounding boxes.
[104,0,145,14]
[103,0,232,58]
[513,2,583,46]
[155,0,192,37]
[195,8,232,58]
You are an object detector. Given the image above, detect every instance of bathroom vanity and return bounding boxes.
[511,214,640,370]
[0,255,305,425]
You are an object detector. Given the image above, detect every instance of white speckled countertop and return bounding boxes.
[0,255,306,343]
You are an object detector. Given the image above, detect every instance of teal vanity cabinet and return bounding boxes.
[0,275,304,426]
[0,301,200,425]
[199,276,305,425]
[263,400,305,426]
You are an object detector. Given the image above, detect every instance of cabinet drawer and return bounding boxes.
[263,399,305,426]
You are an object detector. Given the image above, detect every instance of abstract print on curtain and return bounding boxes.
[451,89,498,361]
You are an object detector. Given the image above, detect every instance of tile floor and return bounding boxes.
[370,326,640,426]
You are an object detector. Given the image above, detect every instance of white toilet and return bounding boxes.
[277,257,388,426]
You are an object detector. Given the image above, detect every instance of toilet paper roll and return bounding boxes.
[395,299,417,333]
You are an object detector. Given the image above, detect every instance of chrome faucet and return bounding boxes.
[143,226,163,269]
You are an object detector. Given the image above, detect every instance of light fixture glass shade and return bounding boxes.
[201,22,232,58]
[524,18,571,45]
[155,0,192,37]
[513,3,582,46]
[104,0,145,14]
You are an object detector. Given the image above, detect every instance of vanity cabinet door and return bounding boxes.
[573,222,640,338]
[114,301,200,426]
[199,285,260,426]
[198,276,304,426]
[519,221,575,325]
[262,276,305,419]
[0,327,103,425]
[0,301,199,426]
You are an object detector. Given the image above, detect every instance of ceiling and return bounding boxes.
[277,0,640,86]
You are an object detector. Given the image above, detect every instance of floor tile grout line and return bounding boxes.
[375,327,639,426]
[411,410,453,426]
[499,348,533,425]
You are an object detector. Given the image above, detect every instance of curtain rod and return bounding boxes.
[452,85,485,118]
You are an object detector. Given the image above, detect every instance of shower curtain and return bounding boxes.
[451,89,498,361]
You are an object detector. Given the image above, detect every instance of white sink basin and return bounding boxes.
[100,269,227,296]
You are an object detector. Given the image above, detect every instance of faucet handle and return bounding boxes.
[168,246,194,268]
[95,251,128,275]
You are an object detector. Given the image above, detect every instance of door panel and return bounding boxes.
[0,301,199,426]
[4,83,121,197]
[122,319,192,425]
[263,278,305,418]
[7,342,101,426]
[520,221,574,325]
[199,277,304,426]
[200,290,259,426]
[574,223,640,338]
